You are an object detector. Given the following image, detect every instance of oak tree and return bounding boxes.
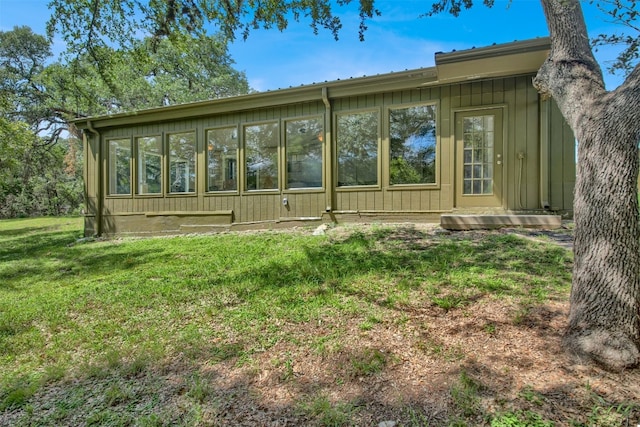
[533,0,639,370]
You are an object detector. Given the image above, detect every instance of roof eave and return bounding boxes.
[435,37,551,65]
[72,67,439,130]
[434,37,550,84]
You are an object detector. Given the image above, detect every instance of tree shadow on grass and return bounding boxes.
[0,362,447,426]
[0,239,162,353]
[0,225,62,238]
[0,235,160,291]
[3,335,638,427]
[0,229,81,260]
[211,226,572,316]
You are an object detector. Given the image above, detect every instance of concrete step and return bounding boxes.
[440,214,562,230]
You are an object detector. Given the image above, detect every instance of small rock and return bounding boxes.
[313,224,329,236]
[378,422,397,427]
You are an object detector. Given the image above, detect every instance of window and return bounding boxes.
[207,127,238,191]
[285,118,323,189]
[336,111,379,186]
[108,138,131,195]
[137,136,162,195]
[390,104,437,185]
[245,122,279,190]
[168,131,196,193]
[463,115,494,195]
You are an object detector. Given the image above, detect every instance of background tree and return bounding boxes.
[0,26,65,145]
[46,0,640,369]
[143,34,249,104]
[0,109,33,216]
[389,105,437,185]
[0,27,81,217]
[0,25,250,217]
[41,34,250,117]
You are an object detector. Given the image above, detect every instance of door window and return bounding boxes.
[462,115,494,195]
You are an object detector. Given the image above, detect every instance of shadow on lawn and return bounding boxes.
[0,228,159,291]
[3,337,638,426]
[0,225,63,238]
[0,229,80,260]
[216,226,571,310]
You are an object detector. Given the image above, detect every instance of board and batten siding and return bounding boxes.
[84,74,574,235]
[331,74,569,215]
[95,101,328,232]
[547,99,576,211]
[82,131,100,235]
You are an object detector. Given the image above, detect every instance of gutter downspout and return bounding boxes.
[86,120,103,236]
[322,87,333,215]
[539,97,551,211]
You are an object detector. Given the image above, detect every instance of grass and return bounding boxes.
[450,370,484,419]
[298,393,356,427]
[0,217,636,426]
[491,410,554,427]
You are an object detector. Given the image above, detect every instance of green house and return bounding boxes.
[74,37,575,236]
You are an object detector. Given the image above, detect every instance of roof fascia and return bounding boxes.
[434,37,550,84]
[435,37,551,65]
[74,86,321,129]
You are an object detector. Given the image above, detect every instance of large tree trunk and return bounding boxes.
[534,0,640,370]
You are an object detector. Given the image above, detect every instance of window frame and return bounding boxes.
[106,137,133,197]
[205,125,240,194]
[243,120,280,193]
[334,107,382,190]
[166,129,198,195]
[135,134,164,197]
[386,101,440,189]
[283,115,325,192]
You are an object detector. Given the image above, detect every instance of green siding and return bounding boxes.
[86,74,575,235]
[548,100,575,211]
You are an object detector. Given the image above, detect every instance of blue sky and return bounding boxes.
[0,0,627,91]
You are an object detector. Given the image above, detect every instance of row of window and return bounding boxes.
[107,104,437,196]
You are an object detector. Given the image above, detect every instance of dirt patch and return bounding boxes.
[180,224,636,425]
[137,297,637,426]
[205,224,636,425]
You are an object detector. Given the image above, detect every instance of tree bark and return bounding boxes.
[534,0,640,370]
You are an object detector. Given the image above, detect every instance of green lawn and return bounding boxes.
[1,217,636,426]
